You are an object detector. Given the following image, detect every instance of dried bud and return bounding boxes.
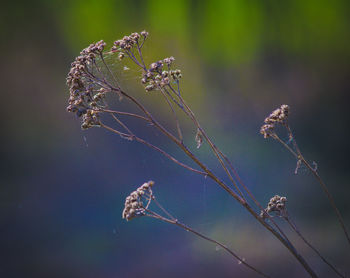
[261,195,288,219]
[163,56,175,67]
[145,84,155,92]
[260,124,275,138]
[122,181,154,221]
[140,30,149,38]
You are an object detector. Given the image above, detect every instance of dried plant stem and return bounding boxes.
[283,215,345,278]
[275,125,350,246]
[168,84,246,200]
[99,121,207,176]
[216,150,296,248]
[164,84,303,262]
[69,42,318,277]
[104,87,317,277]
[143,209,271,278]
[159,89,183,141]
[98,108,150,122]
[88,68,318,277]
[99,52,121,89]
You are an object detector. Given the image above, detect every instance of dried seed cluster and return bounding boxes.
[66,41,110,129]
[66,30,182,130]
[141,57,182,92]
[111,31,148,59]
[122,181,154,221]
[260,104,289,138]
[261,195,287,218]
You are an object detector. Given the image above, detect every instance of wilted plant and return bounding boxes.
[66,31,348,277]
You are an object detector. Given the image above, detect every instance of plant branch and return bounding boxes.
[144,208,271,278]
[284,214,345,278]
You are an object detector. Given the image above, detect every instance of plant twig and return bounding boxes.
[284,214,345,278]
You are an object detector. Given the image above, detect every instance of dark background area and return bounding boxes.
[1,0,349,277]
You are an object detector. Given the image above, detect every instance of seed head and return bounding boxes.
[122,181,154,221]
[260,104,290,138]
[260,195,288,219]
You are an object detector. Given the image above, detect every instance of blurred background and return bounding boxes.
[1,0,350,277]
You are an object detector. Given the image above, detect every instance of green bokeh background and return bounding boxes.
[1,1,350,277]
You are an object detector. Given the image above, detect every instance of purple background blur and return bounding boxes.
[1,0,350,277]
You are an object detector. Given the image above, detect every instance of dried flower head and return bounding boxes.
[260,195,287,219]
[163,56,175,67]
[260,104,289,138]
[265,104,289,125]
[140,58,181,92]
[140,30,149,38]
[260,124,275,139]
[66,40,112,129]
[122,181,154,221]
[112,31,147,53]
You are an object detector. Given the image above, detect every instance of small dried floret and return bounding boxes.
[130,32,140,41]
[145,84,156,92]
[260,195,288,219]
[140,30,149,38]
[163,56,175,67]
[146,72,154,78]
[260,124,275,138]
[160,77,170,87]
[149,60,163,72]
[122,181,154,221]
[170,69,182,80]
[260,104,290,139]
[81,109,101,130]
[264,104,289,125]
[112,31,145,52]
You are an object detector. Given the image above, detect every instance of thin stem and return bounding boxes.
[159,88,183,141]
[273,134,298,158]
[109,113,134,135]
[99,122,133,141]
[277,124,350,245]
[167,84,246,200]
[97,59,318,277]
[92,59,109,85]
[125,50,143,68]
[283,215,345,278]
[216,149,295,246]
[100,122,207,176]
[84,68,115,90]
[116,85,317,276]
[144,208,270,278]
[300,157,350,245]
[139,36,147,49]
[99,52,121,89]
[163,86,184,109]
[151,196,176,221]
[136,42,147,70]
[97,108,150,122]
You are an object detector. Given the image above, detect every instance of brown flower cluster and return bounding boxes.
[141,57,182,92]
[66,41,110,129]
[111,31,148,55]
[260,104,289,138]
[122,181,154,221]
[261,195,287,219]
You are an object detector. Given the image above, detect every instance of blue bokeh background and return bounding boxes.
[1,1,350,277]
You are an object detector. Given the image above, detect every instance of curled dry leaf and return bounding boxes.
[195,128,203,149]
